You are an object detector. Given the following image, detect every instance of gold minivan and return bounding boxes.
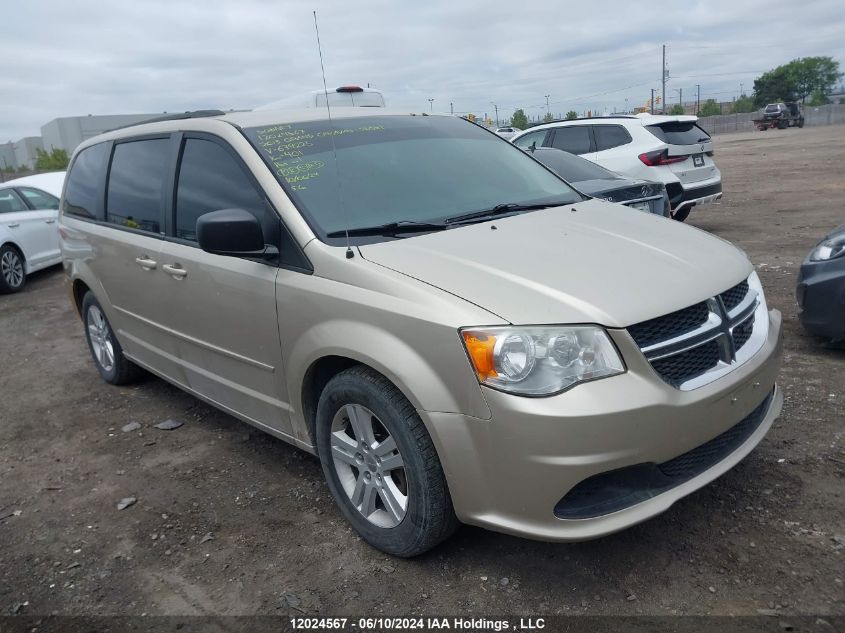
[60,109,783,556]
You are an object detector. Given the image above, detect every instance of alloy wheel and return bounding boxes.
[330,404,408,528]
[87,305,115,372]
[1,250,24,289]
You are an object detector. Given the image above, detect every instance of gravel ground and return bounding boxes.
[0,124,843,618]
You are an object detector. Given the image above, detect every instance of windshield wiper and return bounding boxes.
[444,201,570,225]
[326,220,448,238]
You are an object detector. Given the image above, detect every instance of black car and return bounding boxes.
[797,223,845,343]
[527,147,670,216]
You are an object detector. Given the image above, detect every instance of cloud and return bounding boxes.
[1,0,843,140]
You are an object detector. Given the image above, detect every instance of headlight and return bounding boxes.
[809,235,845,261]
[460,325,625,396]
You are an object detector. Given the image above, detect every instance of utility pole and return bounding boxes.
[491,102,499,126]
[740,82,744,97]
[662,44,667,115]
[651,88,655,115]
[427,98,434,113]
[679,88,682,109]
[450,102,454,115]
[696,84,701,115]
[544,94,550,116]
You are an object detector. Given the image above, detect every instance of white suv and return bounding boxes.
[510,115,721,221]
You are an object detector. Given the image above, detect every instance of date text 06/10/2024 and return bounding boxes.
[290,617,546,631]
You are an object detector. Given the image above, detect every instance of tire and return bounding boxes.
[798,119,805,128]
[0,244,26,294]
[316,366,458,557]
[81,292,144,385]
[778,121,787,130]
[671,205,691,222]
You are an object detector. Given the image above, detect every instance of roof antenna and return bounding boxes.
[313,10,354,260]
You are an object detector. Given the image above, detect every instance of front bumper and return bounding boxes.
[796,257,845,341]
[422,308,783,542]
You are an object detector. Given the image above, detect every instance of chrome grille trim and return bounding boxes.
[630,274,769,391]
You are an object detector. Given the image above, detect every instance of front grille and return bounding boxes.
[628,302,709,348]
[627,276,761,390]
[554,390,773,519]
[650,340,721,388]
[721,280,749,312]
[733,317,754,351]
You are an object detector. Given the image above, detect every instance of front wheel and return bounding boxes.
[316,366,458,557]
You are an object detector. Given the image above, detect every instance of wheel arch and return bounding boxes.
[290,320,490,450]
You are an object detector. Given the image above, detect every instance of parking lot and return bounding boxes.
[1,124,843,618]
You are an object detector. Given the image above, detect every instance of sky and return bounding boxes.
[2,0,844,141]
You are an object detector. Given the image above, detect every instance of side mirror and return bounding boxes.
[197,209,266,257]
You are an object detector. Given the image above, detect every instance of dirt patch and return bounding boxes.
[1,125,843,618]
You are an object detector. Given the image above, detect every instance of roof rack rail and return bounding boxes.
[109,110,227,132]
[524,114,638,129]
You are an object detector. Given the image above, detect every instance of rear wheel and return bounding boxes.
[316,366,458,557]
[797,118,805,128]
[671,205,691,222]
[0,244,26,294]
[81,292,144,385]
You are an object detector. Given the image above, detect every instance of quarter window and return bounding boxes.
[64,142,109,219]
[593,125,632,152]
[175,139,266,242]
[0,189,27,213]
[512,130,547,149]
[549,127,592,155]
[19,187,59,210]
[106,138,170,233]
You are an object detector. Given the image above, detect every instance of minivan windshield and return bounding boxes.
[243,115,582,244]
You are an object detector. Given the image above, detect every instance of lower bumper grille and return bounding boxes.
[554,390,774,520]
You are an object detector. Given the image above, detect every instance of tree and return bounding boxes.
[510,108,529,129]
[35,148,69,170]
[790,56,841,102]
[542,112,555,123]
[565,110,578,120]
[669,104,684,115]
[732,94,756,114]
[807,89,828,106]
[698,99,721,117]
[753,56,842,106]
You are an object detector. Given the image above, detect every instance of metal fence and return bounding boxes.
[696,103,845,135]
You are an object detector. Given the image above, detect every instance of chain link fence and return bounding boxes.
[696,103,845,135]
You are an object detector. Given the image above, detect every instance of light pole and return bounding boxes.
[740,82,744,97]
[427,98,434,113]
[450,102,454,115]
[544,94,550,116]
[491,102,499,126]
[696,84,701,115]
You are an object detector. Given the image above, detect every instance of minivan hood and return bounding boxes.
[358,198,752,327]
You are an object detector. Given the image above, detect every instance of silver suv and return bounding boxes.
[59,109,783,556]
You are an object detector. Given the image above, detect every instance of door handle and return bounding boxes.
[45,219,56,224]
[135,256,157,270]
[8,223,19,228]
[162,263,188,279]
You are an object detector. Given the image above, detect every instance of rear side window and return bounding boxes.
[512,129,547,149]
[19,187,59,210]
[175,138,266,241]
[0,189,28,213]
[64,142,109,219]
[549,126,592,155]
[106,139,170,233]
[593,125,632,151]
[645,122,711,145]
